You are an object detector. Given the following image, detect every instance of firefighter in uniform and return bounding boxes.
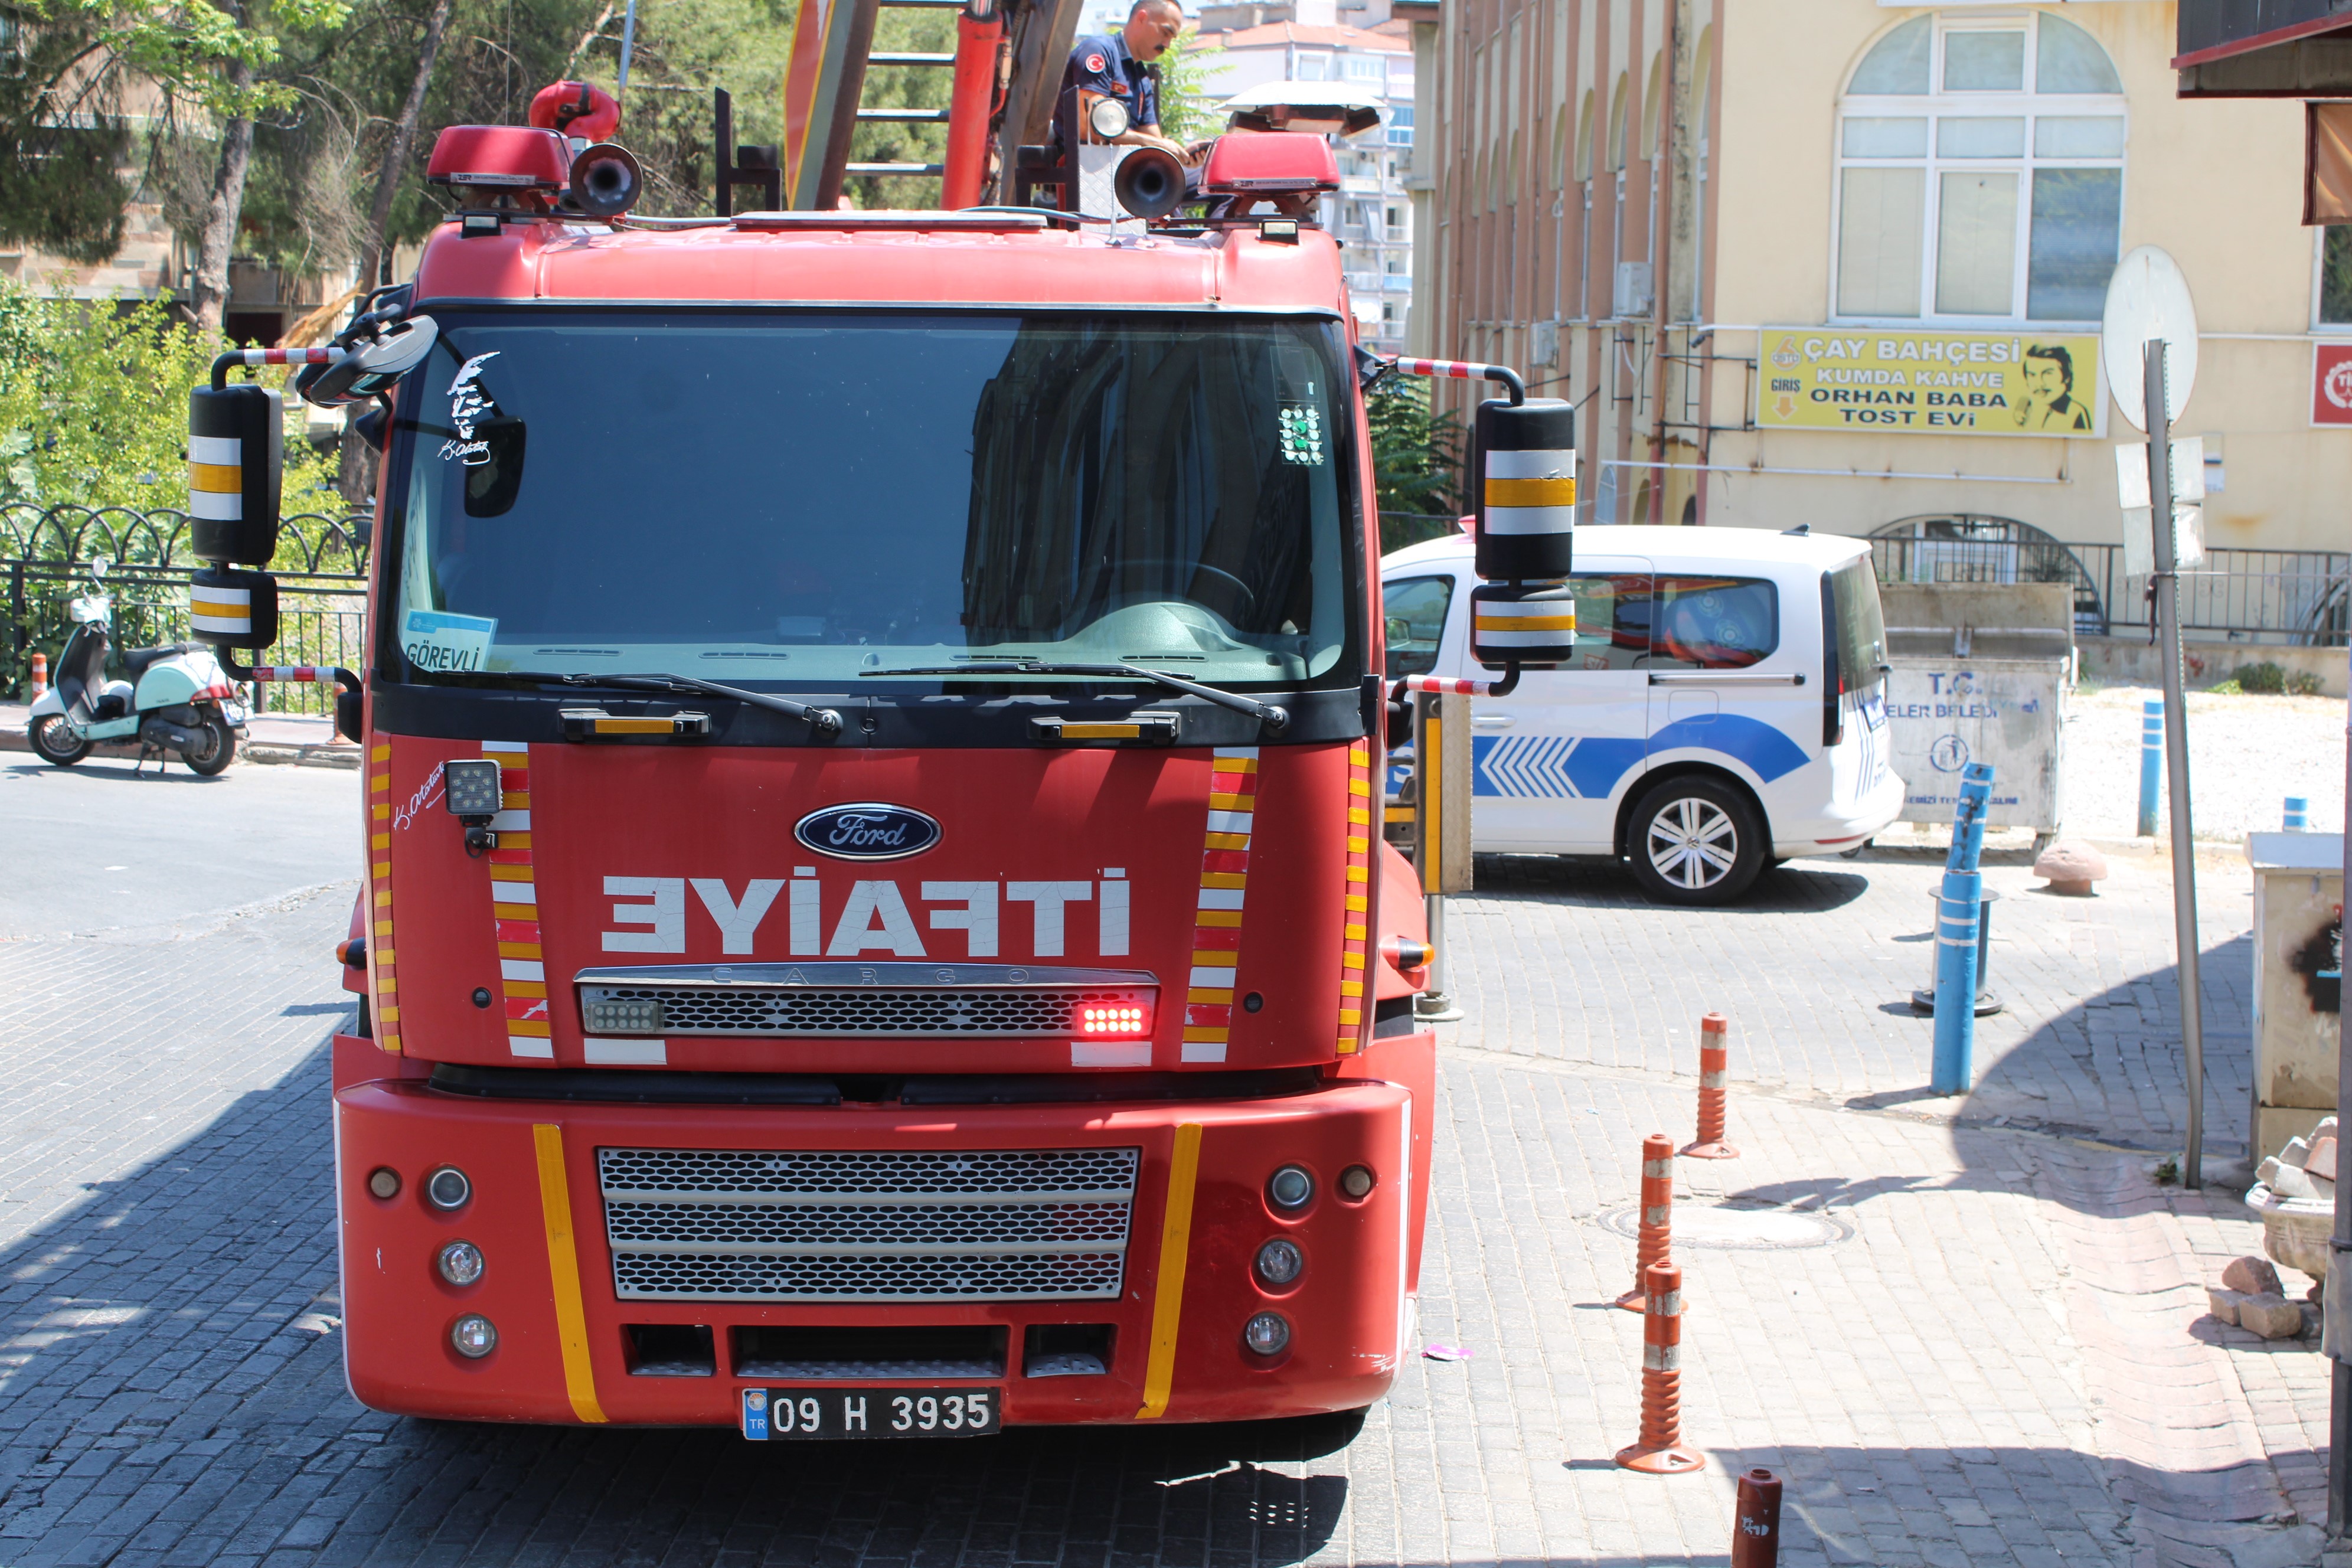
[1064,0,1194,162]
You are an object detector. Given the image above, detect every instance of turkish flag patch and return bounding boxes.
[1084,52,1106,71]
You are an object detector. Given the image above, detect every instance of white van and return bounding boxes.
[1383,525,1903,905]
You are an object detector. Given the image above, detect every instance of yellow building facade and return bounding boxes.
[1405,1,2347,585]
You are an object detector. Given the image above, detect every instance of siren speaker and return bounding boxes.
[570,143,643,217]
[1114,147,1185,220]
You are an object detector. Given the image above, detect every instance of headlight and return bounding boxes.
[450,1314,498,1358]
[1255,1238,1304,1286]
[437,1240,485,1286]
[424,1167,471,1211]
[1242,1311,1291,1357]
[1267,1165,1314,1211]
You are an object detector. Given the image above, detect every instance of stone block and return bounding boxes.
[2239,1293,2308,1340]
[2224,1256,2286,1296]
[2207,1288,2246,1325]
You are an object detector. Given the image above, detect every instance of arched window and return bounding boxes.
[1608,71,1628,170]
[1575,90,1594,182]
[1835,11,2124,324]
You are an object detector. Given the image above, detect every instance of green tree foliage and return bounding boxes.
[1152,25,1227,145]
[569,0,793,217]
[1365,374,1464,553]
[0,282,336,512]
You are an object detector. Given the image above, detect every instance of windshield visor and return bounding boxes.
[384,311,1361,690]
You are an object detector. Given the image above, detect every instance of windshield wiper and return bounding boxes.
[422,668,843,736]
[861,659,1288,735]
[564,673,844,736]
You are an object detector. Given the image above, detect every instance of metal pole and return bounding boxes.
[2145,338,2203,1190]
[616,0,639,100]
[2138,698,2162,838]
[2329,642,2351,1544]
[1932,762,1993,1094]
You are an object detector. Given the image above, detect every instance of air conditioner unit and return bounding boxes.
[1613,261,1654,319]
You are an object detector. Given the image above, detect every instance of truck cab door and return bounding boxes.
[1466,560,1655,854]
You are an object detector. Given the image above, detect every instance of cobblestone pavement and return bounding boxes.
[0,836,2331,1565]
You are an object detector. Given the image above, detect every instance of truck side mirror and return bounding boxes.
[1467,394,1579,672]
[188,351,289,657]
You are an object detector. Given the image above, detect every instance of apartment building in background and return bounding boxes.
[1198,0,1419,350]
[1400,1,2348,577]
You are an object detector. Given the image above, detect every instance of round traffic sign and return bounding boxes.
[2102,246,2199,432]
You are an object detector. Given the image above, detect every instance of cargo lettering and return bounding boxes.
[600,875,1129,959]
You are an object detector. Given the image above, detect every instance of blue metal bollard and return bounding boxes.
[1933,763,1996,1095]
[2286,796,2309,831]
[2138,700,2162,838]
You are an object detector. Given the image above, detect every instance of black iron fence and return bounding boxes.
[1870,531,2350,647]
[2,504,372,716]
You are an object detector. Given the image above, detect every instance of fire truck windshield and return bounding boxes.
[383,309,1359,692]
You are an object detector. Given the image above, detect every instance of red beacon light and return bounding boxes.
[1198,132,1340,198]
[426,125,570,208]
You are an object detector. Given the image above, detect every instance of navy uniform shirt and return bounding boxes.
[1064,31,1160,130]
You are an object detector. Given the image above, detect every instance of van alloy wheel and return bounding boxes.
[1625,776,1766,907]
[1647,798,1738,890]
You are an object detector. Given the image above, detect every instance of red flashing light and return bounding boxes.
[1199,132,1341,195]
[1073,992,1154,1037]
[426,125,570,193]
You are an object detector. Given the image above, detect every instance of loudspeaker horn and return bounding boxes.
[1114,146,1185,220]
[570,142,643,217]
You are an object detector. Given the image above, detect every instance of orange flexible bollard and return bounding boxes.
[1732,1467,1783,1566]
[1616,1260,1702,1474]
[1683,1012,1739,1159]
[1615,1133,1674,1312]
[28,652,45,700]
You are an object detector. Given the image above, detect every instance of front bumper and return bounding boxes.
[334,1036,1418,1428]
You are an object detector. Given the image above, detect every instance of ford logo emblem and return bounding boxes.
[793,803,942,861]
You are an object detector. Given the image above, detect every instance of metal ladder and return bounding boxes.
[845,0,963,181]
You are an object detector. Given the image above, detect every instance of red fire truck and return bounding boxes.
[184,37,1575,1437]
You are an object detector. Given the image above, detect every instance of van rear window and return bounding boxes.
[1825,558,1889,692]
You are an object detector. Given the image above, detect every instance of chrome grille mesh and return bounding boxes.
[597,1146,1139,1302]
[580,985,1141,1037]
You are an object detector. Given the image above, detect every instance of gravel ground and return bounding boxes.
[2062,682,2344,843]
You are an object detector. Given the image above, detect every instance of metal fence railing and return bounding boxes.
[2,504,373,716]
[1870,530,2350,648]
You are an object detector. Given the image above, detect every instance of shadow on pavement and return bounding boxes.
[1468,852,1873,914]
[0,1040,1357,1566]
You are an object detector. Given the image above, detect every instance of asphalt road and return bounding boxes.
[0,756,358,940]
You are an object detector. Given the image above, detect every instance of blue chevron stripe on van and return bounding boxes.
[1472,714,1809,800]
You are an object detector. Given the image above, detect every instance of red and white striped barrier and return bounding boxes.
[216,347,340,370]
[1390,357,1507,382]
[247,665,338,682]
[1394,674,1500,697]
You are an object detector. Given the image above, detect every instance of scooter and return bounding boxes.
[28,571,247,774]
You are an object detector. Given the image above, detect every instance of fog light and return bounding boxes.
[450,1314,498,1358]
[1243,1311,1291,1357]
[1255,1238,1304,1286]
[425,1166,471,1211]
[1073,989,1154,1037]
[1078,1004,1148,1035]
[367,1167,400,1200]
[437,1240,485,1286]
[1268,1165,1314,1211]
[1339,1164,1375,1200]
[442,759,502,817]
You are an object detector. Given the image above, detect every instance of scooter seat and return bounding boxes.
[121,643,192,677]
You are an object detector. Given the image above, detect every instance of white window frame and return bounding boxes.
[1830,11,2127,329]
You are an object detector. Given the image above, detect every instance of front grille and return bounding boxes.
[587,985,1135,1037]
[574,963,1158,1040]
[597,1146,1140,1302]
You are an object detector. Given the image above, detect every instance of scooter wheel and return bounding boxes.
[29,714,90,766]
[182,713,236,776]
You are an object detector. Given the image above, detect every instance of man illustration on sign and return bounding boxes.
[2010,344,2094,432]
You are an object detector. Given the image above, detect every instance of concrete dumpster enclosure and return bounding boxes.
[1882,584,2075,839]
[2245,830,2345,1155]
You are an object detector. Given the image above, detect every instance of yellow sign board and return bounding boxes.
[1758,329,2105,438]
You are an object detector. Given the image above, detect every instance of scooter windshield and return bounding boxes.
[380,308,1362,694]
